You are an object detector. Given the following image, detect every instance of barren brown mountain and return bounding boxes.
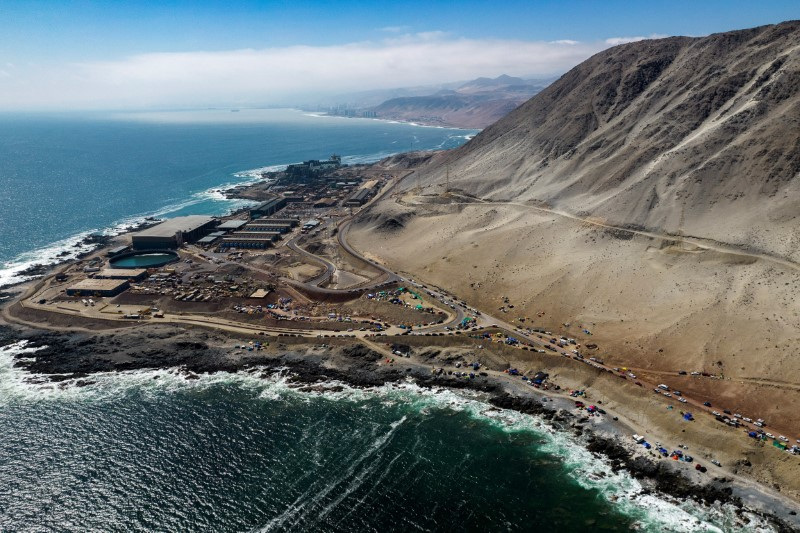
[371,75,550,128]
[352,21,800,445]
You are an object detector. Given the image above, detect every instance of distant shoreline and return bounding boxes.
[308,110,482,131]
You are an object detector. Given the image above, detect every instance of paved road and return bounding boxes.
[285,231,337,286]
[282,172,412,292]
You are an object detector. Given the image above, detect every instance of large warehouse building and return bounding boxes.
[219,233,279,250]
[249,197,287,219]
[95,268,148,281]
[66,278,130,297]
[243,221,294,234]
[131,216,216,250]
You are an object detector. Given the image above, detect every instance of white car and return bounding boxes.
[766,433,775,439]
[712,411,721,416]
[679,398,687,403]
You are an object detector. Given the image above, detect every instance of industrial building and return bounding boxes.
[66,278,129,297]
[244,222,294,234]
[106,245,130,257]
[230,231,283,240]
[131,216,216,250]
[216,219,248,231]
[313,198,338,208]
[249,197,287,219]
[302,219,321,232]
[284,155,341,180]
[196,231,227,246]
[95,268,148,282]
[256,218,299,227]
[219,233,279,249]
[345,188,371,207]
[360,179,379,190]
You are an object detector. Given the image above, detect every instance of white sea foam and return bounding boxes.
[0,348,780,531]
[0,170,267,288]
[0,231,100,288]
[233,164,287,179]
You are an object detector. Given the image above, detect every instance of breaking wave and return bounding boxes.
[0,341,778,532]
[0,169,267,289]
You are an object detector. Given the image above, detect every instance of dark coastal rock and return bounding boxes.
[585,433,742,507]
[174,341,209,351]
[417,349,442,360]
[1,323,795,530]
[0,325,22,347]
[489,393,555,418]
[18,264,49,277]
[341,344,382,362]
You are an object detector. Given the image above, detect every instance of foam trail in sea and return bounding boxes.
[307,381,777,532]
[0,345,777,533]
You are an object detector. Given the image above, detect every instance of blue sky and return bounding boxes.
[0,0,797,109]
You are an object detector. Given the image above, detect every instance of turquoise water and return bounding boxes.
[110,252,178,268]
[0,109,476,286]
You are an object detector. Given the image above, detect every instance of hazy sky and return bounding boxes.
[0,0,797,110]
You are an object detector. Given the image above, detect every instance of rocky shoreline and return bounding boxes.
[0,219,164,292]
[1,323,796,530]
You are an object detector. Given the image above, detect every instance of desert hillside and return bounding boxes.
[399,21,800,260]
[351,21,800,427]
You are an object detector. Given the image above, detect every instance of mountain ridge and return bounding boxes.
[349,21,800,439]
[370,74,552,128]
[410,20,800,259]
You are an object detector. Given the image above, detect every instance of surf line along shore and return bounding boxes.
[0,320,797,530]
[0,157,798,527]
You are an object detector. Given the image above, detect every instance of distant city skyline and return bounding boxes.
[0,0,797,110]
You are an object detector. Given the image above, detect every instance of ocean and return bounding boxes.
[0,111,772,531]
[0,109,475,287]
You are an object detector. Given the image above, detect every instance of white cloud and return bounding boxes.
[605,36,648,45]
[550,39,580,45]
[0,34,611,110]
[605,33,669,46]
[379,25,410,33]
